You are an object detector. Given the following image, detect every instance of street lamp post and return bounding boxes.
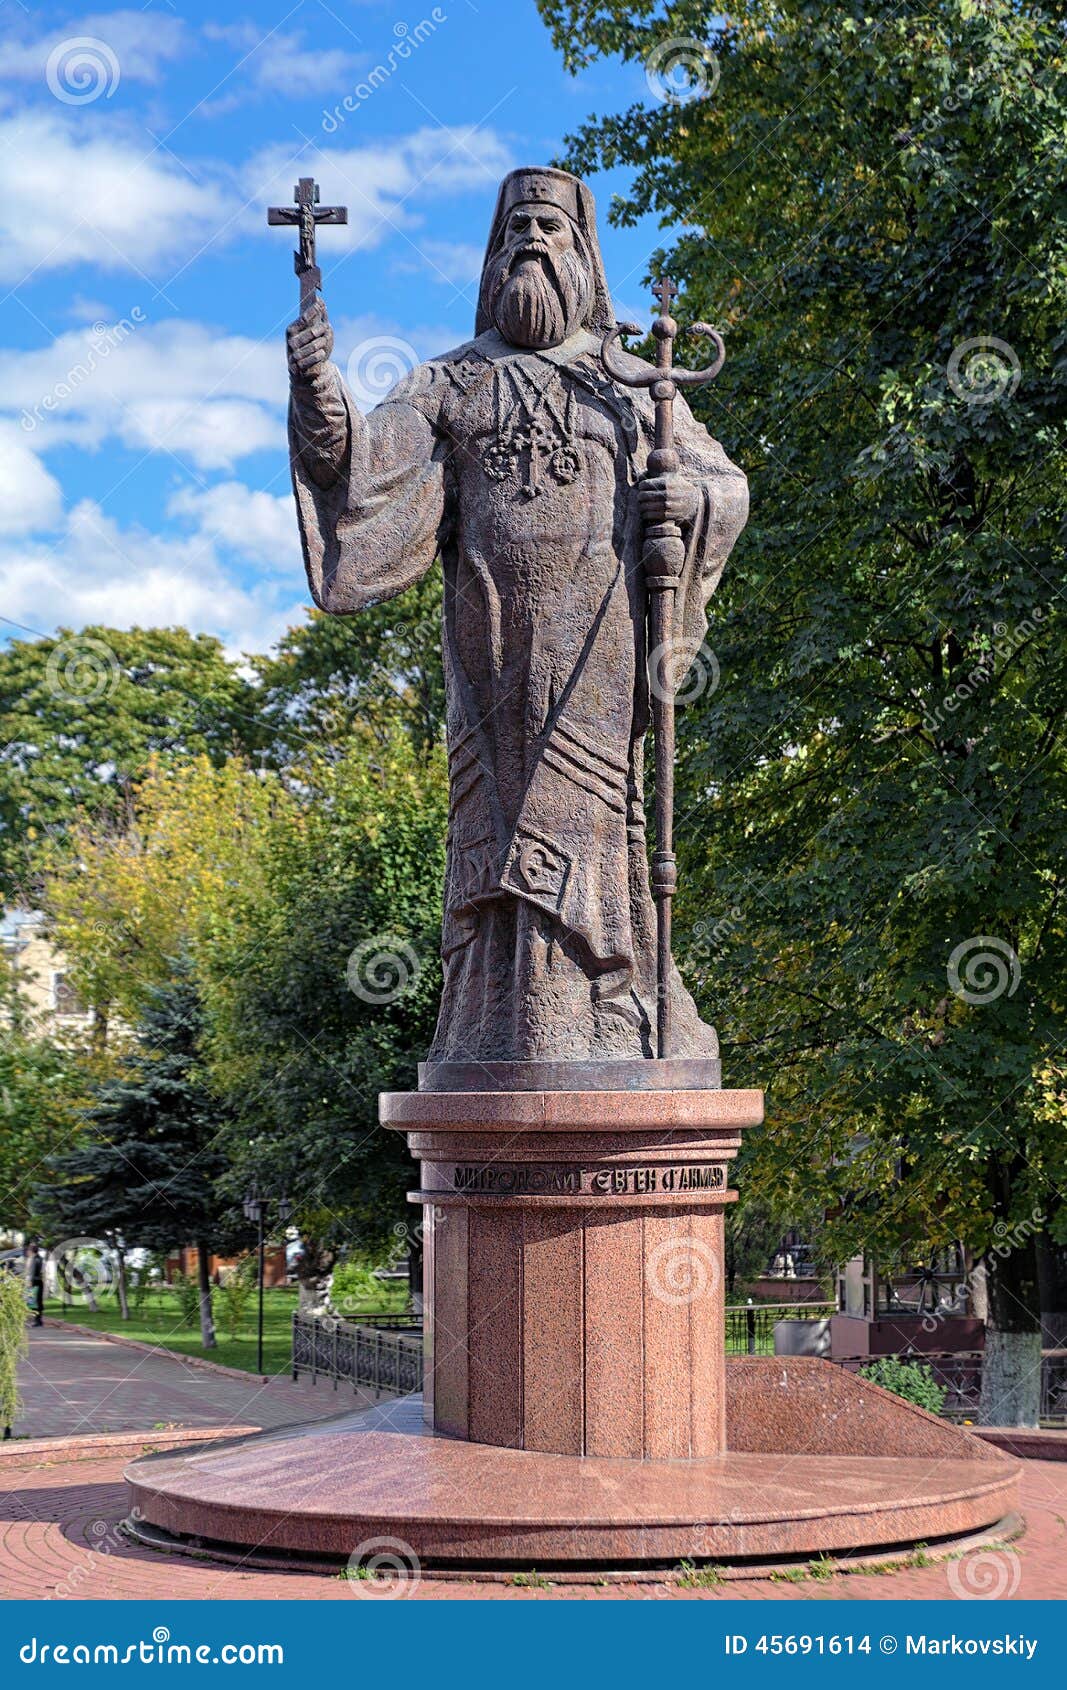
[243,1189,293,1375]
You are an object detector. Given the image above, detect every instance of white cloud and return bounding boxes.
[0,10,186,85]
[167,481,299,572]
[0,496,305,656]
[118,398,284,470]
[203,23,364,102]
[0,310,465,476]
[0,426,64,534]
[0,110,229,284]
[1,318,285,471]
[0,111,511,288]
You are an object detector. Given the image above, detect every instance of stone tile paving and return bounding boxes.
[5,1326,1066,1601]
[0,1446,1064,1600]
[12,1323,378,1441]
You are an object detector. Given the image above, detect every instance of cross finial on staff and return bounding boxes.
[267,176,348,315]
[653,275,678,316]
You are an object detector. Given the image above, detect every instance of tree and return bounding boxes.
[254,578,445,766]
[41,755,286,1045]
[540,0,1067,1421]
[36,733,449,1298]
[0,626,258,900]
[35,966,245,1349]
[0,1033,88,1239]
[201,733,449,1295]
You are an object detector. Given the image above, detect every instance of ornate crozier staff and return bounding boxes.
[267,176,348,314]
[601,278,725,1060]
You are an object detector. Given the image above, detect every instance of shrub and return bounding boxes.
[0,1271,29,1432]
[171,1271,203,1329]
[129,1256,161,1313]
[329,1257,383,1317]
[216,1256,256,1341]
[859,1357,947,1415]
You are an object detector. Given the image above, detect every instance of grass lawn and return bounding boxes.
[44,1283,411,1377]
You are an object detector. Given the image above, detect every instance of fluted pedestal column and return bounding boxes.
[380,1081,763,1459]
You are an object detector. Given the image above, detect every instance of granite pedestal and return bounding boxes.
[386,1078,758,1458]
[125,1071,1020,1571]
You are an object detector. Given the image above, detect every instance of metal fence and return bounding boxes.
[293,1309,1067,1425]
[291,1311,422,1397]
[292,1302,835,1394]
[725,1301,835,1354]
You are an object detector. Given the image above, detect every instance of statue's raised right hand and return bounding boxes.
[287,297,334,384]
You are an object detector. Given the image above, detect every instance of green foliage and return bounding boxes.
[859,1356,948,1415]
[202,733,449,1265]
[215,1258,256,1341]
[329,1257,388,1317]
[0,625,258,899]
[171,1272,205,1331]
[254,578,445,764]
[0,1271,29,1430]
[0,1030,89,1234]
[34,966,249,1264]
[540,0,1067,1327]
[677,1560,726,1588]
[129,1257,159,1313]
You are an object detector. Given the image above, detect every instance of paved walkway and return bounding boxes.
[11,1322,377,1442]
[0,1447,1064,1600]
[4,1326,1066,1600]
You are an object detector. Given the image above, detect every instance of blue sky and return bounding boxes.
[0,0,674,657]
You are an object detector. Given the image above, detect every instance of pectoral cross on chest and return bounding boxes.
[481,360,583,498]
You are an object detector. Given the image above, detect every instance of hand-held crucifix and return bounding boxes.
[267,177,348,315]
[601,278,725,1060]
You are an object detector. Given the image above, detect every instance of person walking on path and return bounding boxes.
[24,1243,44,1328]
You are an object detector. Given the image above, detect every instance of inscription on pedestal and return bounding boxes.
[448,1163,727,1195]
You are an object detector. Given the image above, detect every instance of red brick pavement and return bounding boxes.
[12,1323,378,1442]
[0,1445,1064,1601]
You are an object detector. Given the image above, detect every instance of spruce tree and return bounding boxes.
[36,963,240,1348]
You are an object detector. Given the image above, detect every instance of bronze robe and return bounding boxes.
[291,327,748,1063]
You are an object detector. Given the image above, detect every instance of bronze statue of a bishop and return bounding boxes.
[286,167,748,1069]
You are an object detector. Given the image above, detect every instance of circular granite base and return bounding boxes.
[125,1390,1021,1570]
[126,1512,1025,1582]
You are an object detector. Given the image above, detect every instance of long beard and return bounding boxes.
[485,247,591,350]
